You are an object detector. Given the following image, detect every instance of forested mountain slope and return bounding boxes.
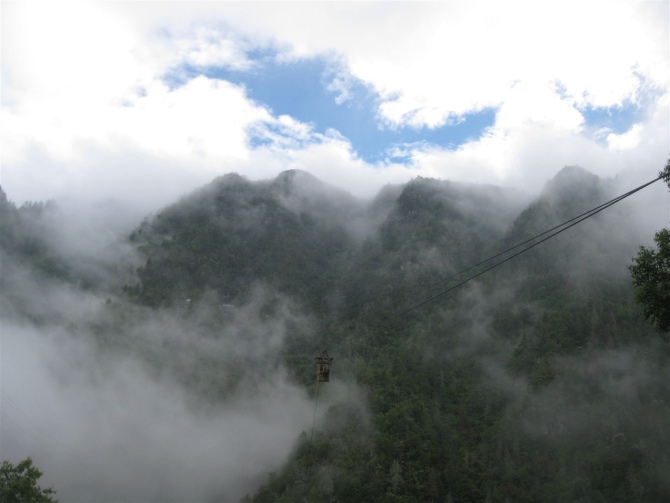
[0,188,69,283]
[124,167,669,502]
[2,166,668,502]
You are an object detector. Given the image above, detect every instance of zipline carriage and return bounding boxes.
[315,351,334,383]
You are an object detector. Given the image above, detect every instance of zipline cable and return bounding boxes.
[308,173,663,450]
[391,175,663,320]
[325,174,663,352]
[391,180,656,307]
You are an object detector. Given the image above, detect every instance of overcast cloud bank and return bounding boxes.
[2,1,668,212]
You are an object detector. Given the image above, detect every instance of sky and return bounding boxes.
[1,0,668,213]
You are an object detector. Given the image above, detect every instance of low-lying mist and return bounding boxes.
[2,320,314,502]
[0,194,366,502]
[2,163,669,501]
[1,274,328,502]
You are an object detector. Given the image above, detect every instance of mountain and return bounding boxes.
[3,168,669,502]
[0,187,72,287]
[125,171,527,321]
[125,170,366,312]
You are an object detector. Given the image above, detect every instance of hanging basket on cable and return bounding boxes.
[315,351,333,382]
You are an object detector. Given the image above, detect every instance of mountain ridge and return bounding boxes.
[2,166,668,502]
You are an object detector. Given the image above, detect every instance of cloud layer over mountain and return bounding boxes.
[2,1,668,212]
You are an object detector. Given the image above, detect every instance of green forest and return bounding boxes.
[1,165,669,502]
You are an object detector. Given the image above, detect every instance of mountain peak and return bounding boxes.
[270,169,322,196]
[540,166,603,208]
[275,169,318,183]
[544,166,600,193]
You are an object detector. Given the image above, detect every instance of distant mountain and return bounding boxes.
[125,171,528,314]
[232,168,668,502]
[4,166,668,502]
[125,170,367,311]
[0,187,70,283]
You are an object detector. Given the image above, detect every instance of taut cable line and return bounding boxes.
[324,174,663,352]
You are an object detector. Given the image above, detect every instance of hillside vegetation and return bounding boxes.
[2,166,669,502]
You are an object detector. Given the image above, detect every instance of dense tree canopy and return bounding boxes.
[4,166,670,502]
[121,167,670,502]
[630,228,670,332]
[0,458,58,503]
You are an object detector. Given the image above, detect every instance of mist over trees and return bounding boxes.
[1,164,669,502]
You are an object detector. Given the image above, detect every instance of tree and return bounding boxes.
[629,160,670,333]
[630,228,670,333]
[0,458,58,503]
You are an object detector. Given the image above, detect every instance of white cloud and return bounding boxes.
[238,132,407,198]
[607,124,643,150]
[1,1,668,208]
[174,27,254,70]
[495,83,585,133]
[2,75,272,212]
[352,0,666,127]
[405,87,670,193]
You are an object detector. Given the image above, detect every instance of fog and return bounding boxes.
[405,168,670,496]
[2,321,314,502]
[1,284,321,501]
[2,160,668,500]
[0,194,365,502]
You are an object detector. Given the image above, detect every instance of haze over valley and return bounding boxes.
[2,164,670,501]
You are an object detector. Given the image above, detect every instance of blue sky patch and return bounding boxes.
[580,101,644,135]
[164,51,496,163]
